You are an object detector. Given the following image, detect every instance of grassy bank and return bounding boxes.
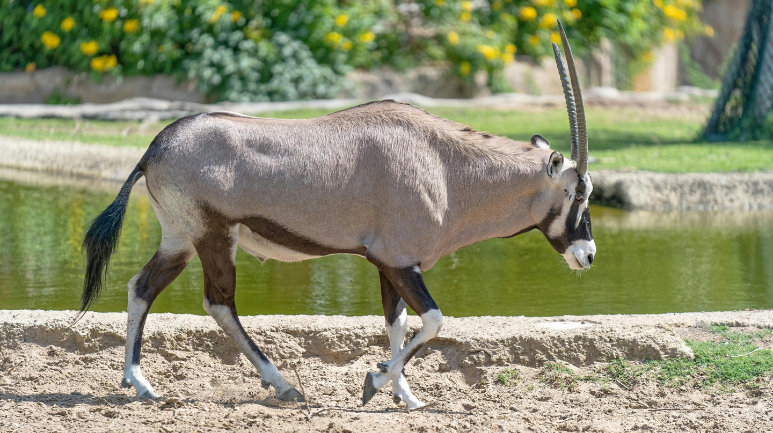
[1,105,772,173]
[521,324,773,394]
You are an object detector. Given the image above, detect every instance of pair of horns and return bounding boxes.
[552,20,588,175]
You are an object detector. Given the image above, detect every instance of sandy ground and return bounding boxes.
[1,310,772,432]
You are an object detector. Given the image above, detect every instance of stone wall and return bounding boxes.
[0,67,204,104]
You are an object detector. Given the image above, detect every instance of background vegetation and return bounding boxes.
[1,0,708,101]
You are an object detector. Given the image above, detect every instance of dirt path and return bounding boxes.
[1,310,772,432]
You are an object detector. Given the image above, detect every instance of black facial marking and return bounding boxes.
[539,206,571,253]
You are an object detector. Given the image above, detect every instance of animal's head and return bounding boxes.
[531,21,595,270]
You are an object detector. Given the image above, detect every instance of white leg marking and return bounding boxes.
[371,309,443,393]
[385,309,424,409]
[122,290,159,398]
[202,299,295,395]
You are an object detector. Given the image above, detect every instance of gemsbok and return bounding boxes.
[80,22,594,408]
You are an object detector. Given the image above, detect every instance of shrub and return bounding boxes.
[0,0,707,101]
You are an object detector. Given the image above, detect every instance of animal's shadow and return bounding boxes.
[0,391,469,416]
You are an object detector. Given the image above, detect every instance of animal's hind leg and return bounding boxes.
[122,209,195,398]
[363,265,442,406]
[379,271,425,409]
[196,225,304,402]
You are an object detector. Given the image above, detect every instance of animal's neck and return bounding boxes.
[438,154,546,255]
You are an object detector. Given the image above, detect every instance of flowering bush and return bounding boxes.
[0,0,706,101]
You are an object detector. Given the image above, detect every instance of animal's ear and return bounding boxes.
[531,135,550,149]
[547,151,564,179]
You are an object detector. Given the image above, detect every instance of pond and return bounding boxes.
[1,177,772,317]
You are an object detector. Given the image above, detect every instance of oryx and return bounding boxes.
[80,22,594,409]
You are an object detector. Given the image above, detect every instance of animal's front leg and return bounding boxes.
[364,265,443,406]
[379,271,425,409]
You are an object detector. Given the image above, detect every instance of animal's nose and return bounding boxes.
[587,253,594,266]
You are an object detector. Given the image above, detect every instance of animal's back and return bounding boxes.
[141,101,456,256]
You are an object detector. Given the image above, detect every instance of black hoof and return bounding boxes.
[120,378,131,389]
[393,394,402,405]
[261,379,271,390]
[362,372,378,406]
[276,387,304,402]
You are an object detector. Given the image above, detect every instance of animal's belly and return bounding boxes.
[237,224,321,262]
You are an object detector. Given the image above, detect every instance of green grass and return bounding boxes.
[540,362,580,392]
[496,368,521,386]
[1,104,772,173]
[603,326,773,392]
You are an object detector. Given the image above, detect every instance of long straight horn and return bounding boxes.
[557,20,588,174]
[552,42,579,161]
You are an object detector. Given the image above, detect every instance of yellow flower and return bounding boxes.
[91,55,117,73]
[519,7,537,21]
[663,5,687,21]
[477,44,498,61]
[209,5,227,23]
[462,1,474,12]
[33,5,46,18]
[505,43,516,54]
[41,32,60,49]
[572,8,582,19]
[25,62,36,73]
[91,57,105,72]
[459,61,471,76]
[435,0,444,5]
[540,13,557,29]
[99,7,118,22]
[447,31,459,46]
[325,32,343,44]
[550,31,561,44]
[704,25,714,37]
[80,40,99,56]
[486,30,496,39]
[532,0,550,6]
[654,0,663,8]
[562,10,576,23]
[232,11,242,22]
[359,32,375,43]
[139,0,155,5]
[663,28,675,42]
[123,19,139,33]
[528,35,540,47]
[61,17,75,32]
[342,40,353,51]
[492,1,503,11]
[461,11,471,22]
[676,0,692,7]
[335,15,348,26]
[642,51,655,63]
[564,0,577,7]
[502,52,514,63]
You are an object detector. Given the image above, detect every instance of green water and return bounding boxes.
[1,179,772,317]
